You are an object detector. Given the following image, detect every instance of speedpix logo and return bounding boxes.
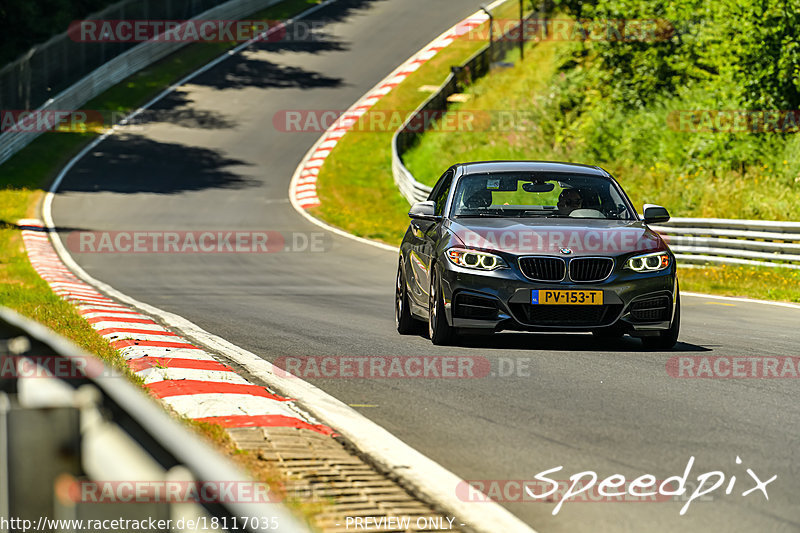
[456,456,776,516]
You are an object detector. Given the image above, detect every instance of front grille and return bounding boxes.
[519,257,565,281]
[453,293,498,320]
[630,296,670,322]
[569,257,614,282]
[510,304,622,327]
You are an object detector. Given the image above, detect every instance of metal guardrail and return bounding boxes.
[388,6,800,270]
[0,0,283,166]
[653,218,800,268]
[391,0,544,204]
[0,307,310,533]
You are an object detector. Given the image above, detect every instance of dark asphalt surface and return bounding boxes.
[51,1,800,531]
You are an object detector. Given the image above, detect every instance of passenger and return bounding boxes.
[556,188,583,215]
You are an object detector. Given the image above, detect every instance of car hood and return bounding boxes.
[446,217,665,257]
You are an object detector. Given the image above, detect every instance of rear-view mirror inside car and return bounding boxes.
[522,181,555,193]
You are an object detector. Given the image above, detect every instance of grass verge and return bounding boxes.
[0,0,330,521]
[0,0,321,353]
[311,8,800,303]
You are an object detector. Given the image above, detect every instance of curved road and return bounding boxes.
[51,1,800,531]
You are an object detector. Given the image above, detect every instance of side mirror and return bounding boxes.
[643,204,670,224]
[408,201,440,221]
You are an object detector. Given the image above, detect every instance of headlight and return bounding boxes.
[625,251,670,272]
[447,248,507,271]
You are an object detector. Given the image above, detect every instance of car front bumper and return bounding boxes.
[439,258,677,335]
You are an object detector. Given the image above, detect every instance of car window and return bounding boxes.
[450,172,635,219]
[428,170,454,216]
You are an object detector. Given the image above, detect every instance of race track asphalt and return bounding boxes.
[50,1,800,531]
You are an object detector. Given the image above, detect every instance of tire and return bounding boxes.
[642,292,681,350]
[428,270,456,345]
[395,261,418,335]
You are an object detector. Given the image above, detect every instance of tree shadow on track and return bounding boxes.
[182,0,391,91]
[256,0,389,55]
[56,134,255,195]
[130,91,238,130]
[189,55,345,91]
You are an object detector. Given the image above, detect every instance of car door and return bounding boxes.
[408,169,453,308]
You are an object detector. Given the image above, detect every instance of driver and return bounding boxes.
[557,188,584,215]
[461,181,493,209]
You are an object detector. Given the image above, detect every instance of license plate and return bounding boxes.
[532,290,603,305]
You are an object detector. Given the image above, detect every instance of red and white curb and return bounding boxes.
[19,218,334,435]
[291,12,490,209]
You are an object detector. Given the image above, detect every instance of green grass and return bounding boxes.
[0,0,327,487]
[312,0,527,245]
[677,264,800,303]
[0,0,321,348]
[1,0,337,524]
[311,9,800,303]
[403,38,800,221]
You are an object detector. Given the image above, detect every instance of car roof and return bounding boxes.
[456,160,610,177]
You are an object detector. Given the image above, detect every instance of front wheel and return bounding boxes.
[395,262,418,334]
[642,292,681,350]
[428,270,456,345]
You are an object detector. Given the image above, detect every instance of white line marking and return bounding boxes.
[682,291,800,310]
[37,1,537,531]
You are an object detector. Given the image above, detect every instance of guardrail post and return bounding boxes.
[0,395,82,530]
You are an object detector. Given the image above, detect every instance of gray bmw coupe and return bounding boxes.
[395,161,680,348]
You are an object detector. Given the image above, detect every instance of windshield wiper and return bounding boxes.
[519,212,556,217]
[455,213,506,218]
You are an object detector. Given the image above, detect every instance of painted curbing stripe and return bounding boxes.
[135,368,249,386]
[79,308,144,316]
[128,357,233,373]
[92,322,167,333]
[288,7,494,210]
[118,347,218,361]
[19,1,344,439]
[161,394,301,420]
[85,316,164,331]
[36,2,532,531]
[96,327,178,337]
[110,339,201,350]
[86,316,159,325]
[195,415,336,435]
[147,380,291,400]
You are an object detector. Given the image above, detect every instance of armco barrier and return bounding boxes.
[654,218,800,268]
[388,7,800,270]
[391,1,545,204]
[0,306,309,532]
[0,0,283,165]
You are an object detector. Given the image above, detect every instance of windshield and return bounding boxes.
[450,172,636,220]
